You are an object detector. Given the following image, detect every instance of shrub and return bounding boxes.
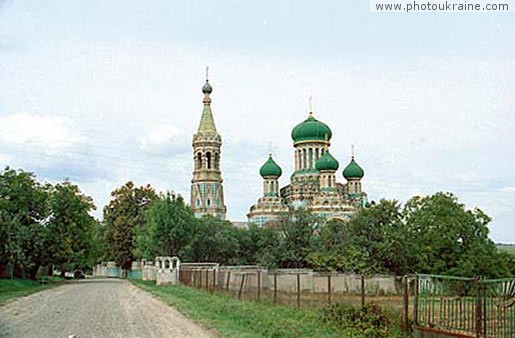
[320,301,402,338]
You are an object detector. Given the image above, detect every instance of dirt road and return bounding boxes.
[0,278,213,338]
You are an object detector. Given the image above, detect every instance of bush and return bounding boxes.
[320,301,402,338]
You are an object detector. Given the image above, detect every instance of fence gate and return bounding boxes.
[412,274,515,338]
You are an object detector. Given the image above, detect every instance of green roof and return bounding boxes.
[260,155,282,177]
[197,81,217,135]
[315,150,339,171]
[343,158,364,179]
[291,113,332,143]
[202,80,213,94]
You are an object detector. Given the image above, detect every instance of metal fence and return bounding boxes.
[412,274,515,338]
[178,267,404,311]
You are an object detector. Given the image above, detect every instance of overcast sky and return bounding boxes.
[1,1,514,242]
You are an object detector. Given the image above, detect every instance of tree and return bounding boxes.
[0,167,50,279]
[135,193,196,259]
[277,208,322,268]
[103,182,158,270]
[46,181,97,274]
[403,192,510,278]
[189,215,241,264]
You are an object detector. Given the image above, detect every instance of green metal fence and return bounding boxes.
[412,274,515,338]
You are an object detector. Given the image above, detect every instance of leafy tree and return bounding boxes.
[277,208,322,268]
[0,167,50,279]
[103,182,158,269]
[188,215,241,264]
[403,192,510,278]
[135,193,196,259]
[46,181,97,274]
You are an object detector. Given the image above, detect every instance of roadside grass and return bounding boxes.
[0,278,64,305]
[131,280,372,337]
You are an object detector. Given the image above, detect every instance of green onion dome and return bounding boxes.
[315,150,339,171]
[291,113,332,143]
[202,80,213,94]
[343,157,364,179]
[260,155,282,177]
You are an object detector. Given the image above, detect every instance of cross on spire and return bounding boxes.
[308,96,313,115]
[351,144,355,159]
[205,66,209,82]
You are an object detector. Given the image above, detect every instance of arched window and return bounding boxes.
[302,149,307,169]
[207,199,211,207]
[214,152,220,170]
[196,152,202,169]
[206,152,212,169]
[315,148,319,161]
[308,148,313,168]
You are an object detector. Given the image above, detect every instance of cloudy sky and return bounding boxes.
[1,1,514,242]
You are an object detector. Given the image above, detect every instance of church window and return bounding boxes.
[214,152,220,170]
[302,149,307,169]
[206,152,212,169]
[308,148,313,168]
[197,199,201,207]
[197,152,202,169]
[217,199,220,208]
[315,148,319,161]
[207,199,211,207]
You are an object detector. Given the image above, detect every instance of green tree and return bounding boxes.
[277,208,322,268]
[403,192,510,278]
[189,215,240,264]
[0,167,50,279]
[135,193,196,259]
[46,181,97,274]
[103,182,158,270]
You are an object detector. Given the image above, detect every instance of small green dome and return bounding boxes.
[202,81,213,94]
[291,113,332,143]
[315,150,339,171]
[343,158,364,179]
[260,155,282,177]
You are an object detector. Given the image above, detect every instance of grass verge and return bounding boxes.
[132,280,352,337]
[0,278,64,305]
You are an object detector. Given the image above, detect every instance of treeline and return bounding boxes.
[104,182,514,278]
[0,168,100,279]
[1,167,513,280]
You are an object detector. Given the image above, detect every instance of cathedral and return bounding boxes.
[247,111,368,227]
[189,75,367,226]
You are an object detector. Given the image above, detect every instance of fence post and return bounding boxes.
[205,269,209,291]
[361,274,365,308]
[297,273,301,309]
[328,272,332,304]
[257,270,261,301]
[226,271,231,291]
[239,274,246,300]
[274,272,278,304]
[212,269,216,291]
[414,275,419,327]
[475,276,483,338]
[402,275,409,336]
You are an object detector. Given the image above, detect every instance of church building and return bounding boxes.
[190,76,227,220]
[247,111,367,227]
[189,73,367,226]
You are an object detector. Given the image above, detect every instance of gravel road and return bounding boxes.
[0,278,213,338]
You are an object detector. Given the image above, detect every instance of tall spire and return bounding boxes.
[308,96,313,116]
[351,144,355,159]
[198,68,217,135]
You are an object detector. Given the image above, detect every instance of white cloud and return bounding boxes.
[0,113,80,150]
[140,124,189,155]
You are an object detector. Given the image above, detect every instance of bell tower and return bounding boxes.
[190,70,227,219]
